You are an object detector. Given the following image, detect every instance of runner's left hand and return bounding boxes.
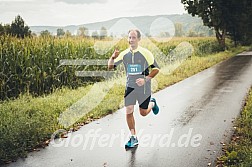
[136,78,145,86]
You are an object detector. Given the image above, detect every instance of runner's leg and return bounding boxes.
[126,105,136,135]
[139,96,154,116]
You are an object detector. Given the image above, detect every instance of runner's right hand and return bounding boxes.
[111,49,119,59]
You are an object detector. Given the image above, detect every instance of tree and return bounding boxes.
[224,0,252,45]
[188,30,197,37]
[175,23,184,37]
[57,28,65,37]
[181,0,229,49]
[4,24,11,34]
[40,30,52,37]
[65,30,72,37]
[158,32,170,38]
[91,31,99,39]
[0,24,4,35]
[181,0,252,48]
[31,32,37,37]
[99,26,107,39]
[77,26,89,37]
[10,15,31,38]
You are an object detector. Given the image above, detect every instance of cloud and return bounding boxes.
[54,0,107,4]
[0,0,33,1]
[0,0,185,26]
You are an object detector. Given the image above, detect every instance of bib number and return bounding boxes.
[127,64,142,75]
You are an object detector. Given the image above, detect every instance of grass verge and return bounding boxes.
[217,87,252,167]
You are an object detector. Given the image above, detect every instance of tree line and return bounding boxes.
[0,15,109,39]
[1,15,214,40]
[181,0,252,49]
[2,8,252,49]
[50,26,108,39]
[0,15,31,38]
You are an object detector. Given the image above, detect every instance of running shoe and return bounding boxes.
[151,98,159,115]
[125,136,138,148]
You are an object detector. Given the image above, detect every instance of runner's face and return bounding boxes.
[128,31,139,49]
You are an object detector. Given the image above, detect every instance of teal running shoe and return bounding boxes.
[125,136,138,148]
[151,98,159,115]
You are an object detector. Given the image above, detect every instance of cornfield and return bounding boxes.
[0,36,107,100]
[0,35,220,101]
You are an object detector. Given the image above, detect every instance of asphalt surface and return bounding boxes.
[5,52,252,167]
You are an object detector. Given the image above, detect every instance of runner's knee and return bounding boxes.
[139,108,148,116]
[126,105,134,114]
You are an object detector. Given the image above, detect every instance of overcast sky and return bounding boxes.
[0,0,186,26]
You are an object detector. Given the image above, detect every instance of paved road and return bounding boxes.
[5,52,252,167]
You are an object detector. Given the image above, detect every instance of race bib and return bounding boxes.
[127,64,142,75]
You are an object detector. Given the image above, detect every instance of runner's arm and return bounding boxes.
[108,49,119,70]
[145,68,159,81]
[136,68,159,86]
